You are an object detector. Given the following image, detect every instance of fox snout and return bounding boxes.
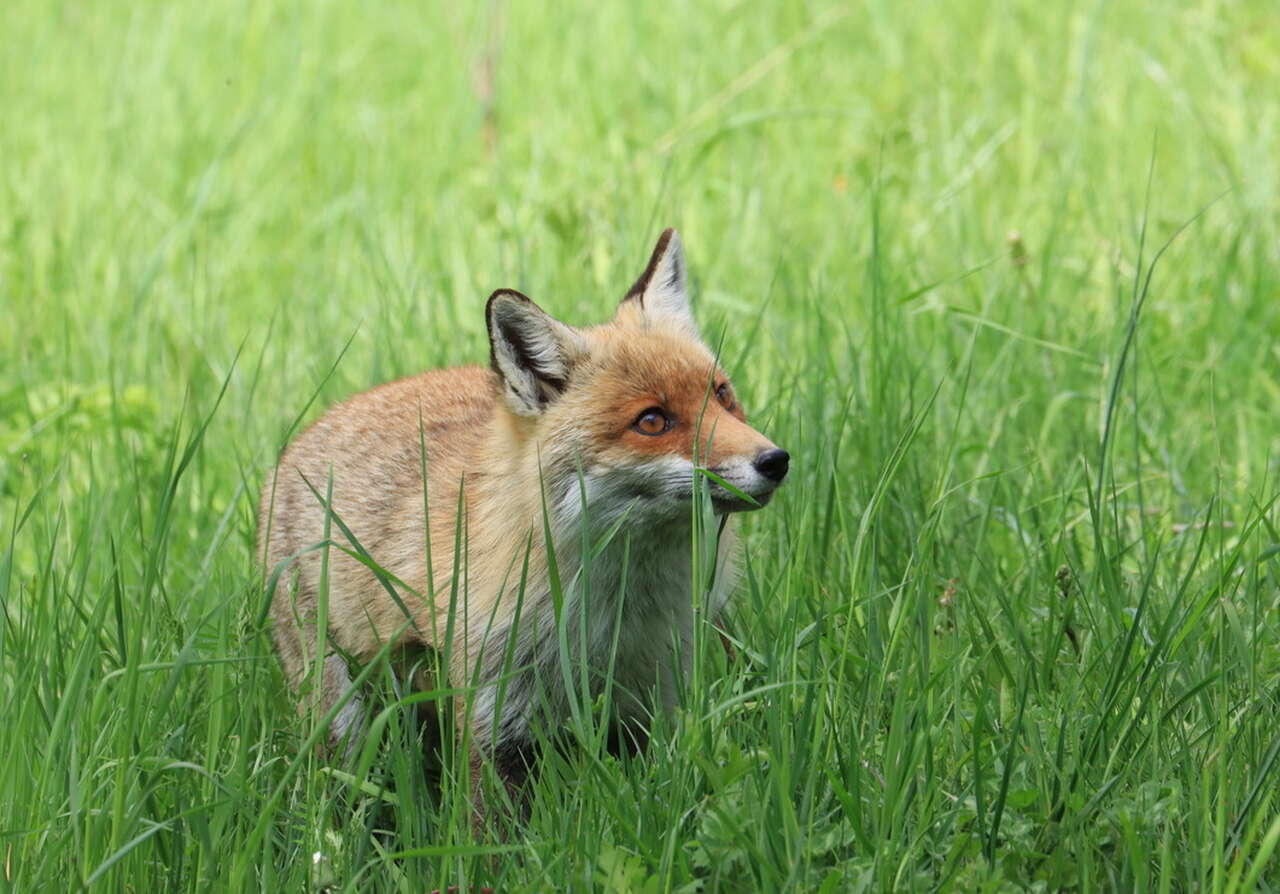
[705,440,790,513]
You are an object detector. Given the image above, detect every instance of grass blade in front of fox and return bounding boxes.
[537,454,595,752]
[482,533,535,804]
[297,472,426,638]
[312,468,334,744]
[459,529,543,830]
[694,468,761,509]
[256,537,425,630]
[683,384,715,721]
[579,495,640,758]
[438,477,466,762]
[426,475,500,839]
[416,416,461,767]
[417,416,439,634]
[571,457,597,750]
[578,500,639,566]
[685,472,721,722]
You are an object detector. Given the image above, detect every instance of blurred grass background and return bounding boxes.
[2,1,1279,890]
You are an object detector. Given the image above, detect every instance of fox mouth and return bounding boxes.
[706,478,778,514]
[710,490,775,514]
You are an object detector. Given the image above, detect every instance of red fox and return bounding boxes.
[258,229,788,816]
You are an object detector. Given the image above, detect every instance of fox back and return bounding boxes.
[258,229,789,809]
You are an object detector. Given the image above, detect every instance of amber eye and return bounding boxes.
[716,383,736,410]
[632,408,672,436]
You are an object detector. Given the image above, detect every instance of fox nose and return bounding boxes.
[754,448,790,483]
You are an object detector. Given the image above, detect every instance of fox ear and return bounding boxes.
[487,290,584,416]
[622,228,697,333]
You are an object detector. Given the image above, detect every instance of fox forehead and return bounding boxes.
[579,326,729,408]
[536,323,772,469]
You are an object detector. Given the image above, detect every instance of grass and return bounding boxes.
[3,0,1280,890]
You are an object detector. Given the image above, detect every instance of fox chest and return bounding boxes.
[556,525,736,681]
[473,524,737,746]
[577,541,696,674]
[506,539,697,724]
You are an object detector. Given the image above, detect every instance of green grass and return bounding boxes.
[3,1,1280,890]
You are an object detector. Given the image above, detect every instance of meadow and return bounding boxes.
[3,1,1279,890]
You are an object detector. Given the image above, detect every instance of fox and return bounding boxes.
[257,229,789,818]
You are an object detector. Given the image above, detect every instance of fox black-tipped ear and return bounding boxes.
[622,228,697,333]
[487,290,585,416]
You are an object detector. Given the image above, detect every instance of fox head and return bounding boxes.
[486,229,789,525]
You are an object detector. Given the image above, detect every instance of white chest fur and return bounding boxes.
[469,514,737,748]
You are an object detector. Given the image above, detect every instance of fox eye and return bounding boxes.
[716,383,736,410]
[632,408,672,436]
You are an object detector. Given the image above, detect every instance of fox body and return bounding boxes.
[258,230,788,806]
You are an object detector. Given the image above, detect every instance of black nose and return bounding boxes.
[754,448,790,483]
